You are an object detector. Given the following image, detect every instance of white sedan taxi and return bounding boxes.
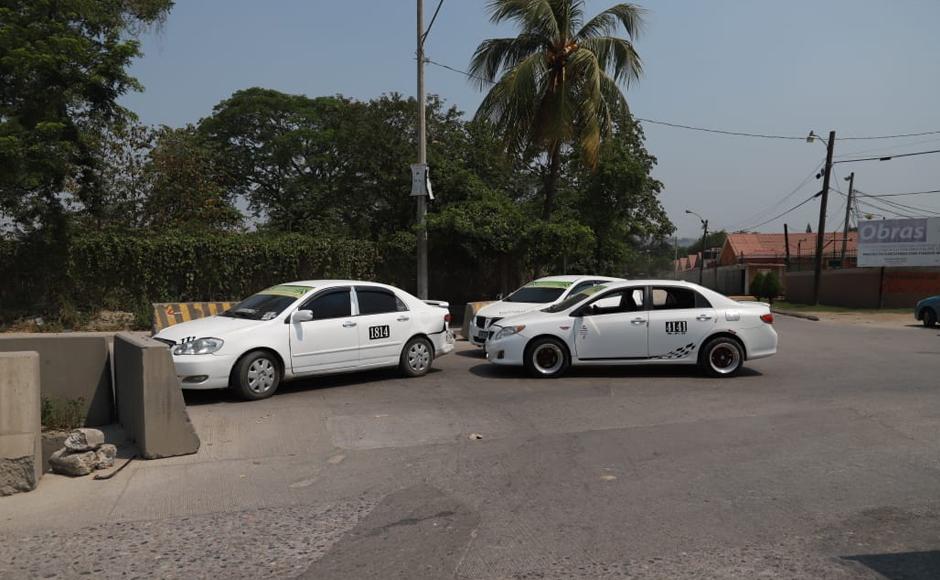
[485,280,777,378]
[468,275,624,348]
[154,280,455,400]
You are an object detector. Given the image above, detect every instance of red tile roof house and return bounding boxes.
[676,232,858,296]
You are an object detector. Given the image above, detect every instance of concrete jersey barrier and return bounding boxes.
[113,333,200,459]
[152,302,236,333]
[461,301,495,340]
[0,352,42,496]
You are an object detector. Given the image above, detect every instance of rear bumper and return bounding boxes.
[741,325,778,361]
[434,330,456,357]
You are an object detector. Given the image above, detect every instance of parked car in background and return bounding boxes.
[915,295,940,328]
[485,280,777,378]
[154,281,454,400]
[468,275,625,348]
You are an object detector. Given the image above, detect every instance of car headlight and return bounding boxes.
[493,325,525,340]
[172,337,224,356]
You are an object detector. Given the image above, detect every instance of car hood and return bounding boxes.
[489,308,557,328]
[154,315,267,343]
[476,300,547,319]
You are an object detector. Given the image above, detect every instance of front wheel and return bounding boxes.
[700,337,744,378]
[524,337,570,379]
[232,350,282,400]
[400,337,434,377]
[923,309,937,328]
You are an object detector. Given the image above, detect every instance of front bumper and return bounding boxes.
[484,333,527,366]
[170,353,237,390]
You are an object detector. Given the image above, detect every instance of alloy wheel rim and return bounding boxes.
[709,344,740,374]
[247,358,276,393]
[408,342,430,372]
[533,343,563,375]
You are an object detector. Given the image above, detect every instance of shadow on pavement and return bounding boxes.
[468,362,762,380]
[183,367,443,406]
[455,348,485,359]
[843,550,940,580]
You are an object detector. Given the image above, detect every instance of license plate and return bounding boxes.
[476,332,488,341]
[369,325,390,340]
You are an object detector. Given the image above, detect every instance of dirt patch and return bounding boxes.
[800,311,916,329]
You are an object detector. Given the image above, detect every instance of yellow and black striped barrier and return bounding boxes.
[152,302,236,333]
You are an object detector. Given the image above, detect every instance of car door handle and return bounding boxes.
[396,316,410,322]
[696,314,713,321]
[342,321,357,328]
[630,318,647,325]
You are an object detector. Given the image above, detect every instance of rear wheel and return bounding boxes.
[400,337,434,377]
[232,350,281,400]
[700,337,744,378]
[923,308,937,328]
[524,337,570,379]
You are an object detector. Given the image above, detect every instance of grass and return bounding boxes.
[773,301,910,314]
[40,396,86,430]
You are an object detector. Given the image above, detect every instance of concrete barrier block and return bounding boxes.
[0,333,114,426]
[461,301,495,340]
[0,352,42,496]
[113,333,199,460]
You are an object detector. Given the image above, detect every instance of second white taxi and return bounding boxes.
[154,280,455,400]
[485,280,776,378]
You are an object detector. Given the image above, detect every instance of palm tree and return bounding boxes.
[470,0,644,219]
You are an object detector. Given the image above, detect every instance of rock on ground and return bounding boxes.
[94,444,117,469]
[64,428,105,452]
[48,449,97,477]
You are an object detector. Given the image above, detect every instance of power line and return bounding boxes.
[421,0,445,46]
[739,191,821,231]
[855,189,940,198]
[425,57,493,84]
[635,118,806,141]
[834,148,940,165]
[725,161,823,231]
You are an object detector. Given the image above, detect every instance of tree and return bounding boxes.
[0,0,174,230]
[143,126,241,231]
[470,0,644,219]
[750,272,766,301]
[762,271,781,303]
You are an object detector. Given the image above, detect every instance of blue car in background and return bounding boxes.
[915,295,940,328]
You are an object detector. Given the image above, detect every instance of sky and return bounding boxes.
[122,0,940,238]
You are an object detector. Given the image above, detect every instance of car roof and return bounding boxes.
[531,274,625,283]
[280,280,399,291]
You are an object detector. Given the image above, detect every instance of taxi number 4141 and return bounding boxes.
[369,325,391,340]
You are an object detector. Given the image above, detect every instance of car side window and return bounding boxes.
[583,288,644,315]
[302,289,352,320]
[356,288,402,315]
[650,287,697,310]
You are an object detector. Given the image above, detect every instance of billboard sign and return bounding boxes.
[857,217,940,267]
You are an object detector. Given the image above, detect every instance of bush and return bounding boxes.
[41,397,86,430]
[750,272,766,301]
[762,271,782,303]
[0,231,379,326]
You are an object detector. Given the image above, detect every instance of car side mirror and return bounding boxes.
[291,309,314,323]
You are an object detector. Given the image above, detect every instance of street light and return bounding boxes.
[686,209,708,285]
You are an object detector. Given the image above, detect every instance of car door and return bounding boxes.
[646,286,716,360]
[574,287,649,360]
[289,287,359,374]
[354,286,413,364]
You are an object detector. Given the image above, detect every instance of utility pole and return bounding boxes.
[841,172,854,265]
[699,220,708,285]
[415,0,429,299]
[674,235,679,279]
[783,223,791,268]
[812,130,836,305]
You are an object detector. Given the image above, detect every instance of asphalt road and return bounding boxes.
[3,317,940,579]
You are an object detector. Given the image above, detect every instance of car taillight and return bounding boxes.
[760,313,774,324]
[444,313,452,323]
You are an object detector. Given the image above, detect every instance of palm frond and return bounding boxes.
[474,52,548,154]
[576,3,644,41]
[487,0,560,40]
[579,36,642,86]
[468,34,551,89]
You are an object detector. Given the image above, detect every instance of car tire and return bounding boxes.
[523,337,570,379]
[699,337,744,378]
[232,350,281,400]
[923,308,937,328]
[400,336,434,377]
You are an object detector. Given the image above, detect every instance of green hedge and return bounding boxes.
[0,232,377,323]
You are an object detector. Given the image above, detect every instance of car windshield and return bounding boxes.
[221,285,312,321]
[503,282,571,304]
[542,285,608,313]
